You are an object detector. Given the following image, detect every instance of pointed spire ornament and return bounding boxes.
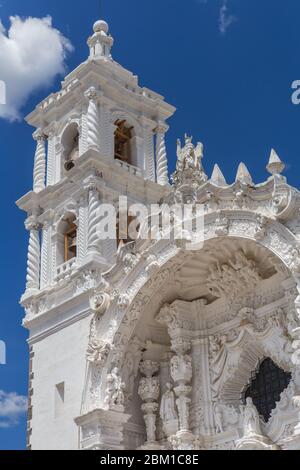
[266,149,285,176]
[210,164,227,186]
[235,162,253,185]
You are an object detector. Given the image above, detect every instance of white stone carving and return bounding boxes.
[105,367,125,409]
[89,291,110,314]
[215,214,229,236]
[87,183,101,254]
[207,251,261,301]
[160,383,179,437]
[240,397,263,438]
[214,403,224,433]
[172,135,207,188]
[292,395,300,435]
[85,87,100,151]
[33,130,46,192]
[156,125,169,186]
[18,15,300,452]
[170,354,192,384]
[25,218,41,293]
[87,339,111,366]
[138,361,160,444]
[254,214,269,240]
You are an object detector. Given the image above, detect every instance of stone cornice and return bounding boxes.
[26,305,91,345]
[16,149,169,214]
[26,60,175,128]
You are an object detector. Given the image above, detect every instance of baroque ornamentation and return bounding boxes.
[85,87,100,151]
[254,214,269,240]
[138,361,160,444]
[215,213,229,236]
[89,291,110,314]
[25,217,41,293]
[104,367,125,409]
[86,339,111,366]
[172,135,207,189]
[160,383,179,437]
[19,15,300,452]
[156,125,169,186]
[33,130,47,193]
[206,250,261,301]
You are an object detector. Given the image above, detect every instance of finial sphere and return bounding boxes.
[93,20,109,34]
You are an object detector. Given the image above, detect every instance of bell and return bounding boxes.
[64,160,75,171]
[69,237,77,254]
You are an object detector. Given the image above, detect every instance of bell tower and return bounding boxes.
[17,19,175,450]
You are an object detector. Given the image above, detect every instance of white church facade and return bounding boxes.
[17,20,300,450]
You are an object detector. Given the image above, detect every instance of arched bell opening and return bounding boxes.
[114,119,135,165]
[61,122,80,172]
[56,213,78,266]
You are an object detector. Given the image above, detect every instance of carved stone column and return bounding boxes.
[77,192,88,262]
[170,343,192,433]
[155,124,169,186]
[156,303,201,449]
[138,360,161,449]
[170,339,201,449]
[40,218,53,289]
[25,217,41,294]
[85,87,100,151]
[87,180,102,256]
[33,130,47,193]
[142,120,155,181]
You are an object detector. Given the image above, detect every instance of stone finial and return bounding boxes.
[210,164,227,186]
[267,148,285,176]
[235,162,253,185]
[87,19,114,59]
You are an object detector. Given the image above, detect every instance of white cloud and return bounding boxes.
[0,15,73,121]
[219,0,237,35]
[194,0,237,34]
[0,390,27,428]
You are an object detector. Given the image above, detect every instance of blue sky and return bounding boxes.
[0,0,300,449]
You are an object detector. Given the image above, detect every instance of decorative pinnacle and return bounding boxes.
[267,149,285,176]
[210,163,227,186]
[235,162,253,185]
[88,19,113,59]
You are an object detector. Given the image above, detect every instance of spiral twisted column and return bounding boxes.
[25,218,41,293]
[33,131,47,192]
[85,87,100,151]
[87,184,102,254]
[155,125,169,186]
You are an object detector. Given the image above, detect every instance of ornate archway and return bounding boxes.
[77,206,300,450]
[75,135,300,450]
